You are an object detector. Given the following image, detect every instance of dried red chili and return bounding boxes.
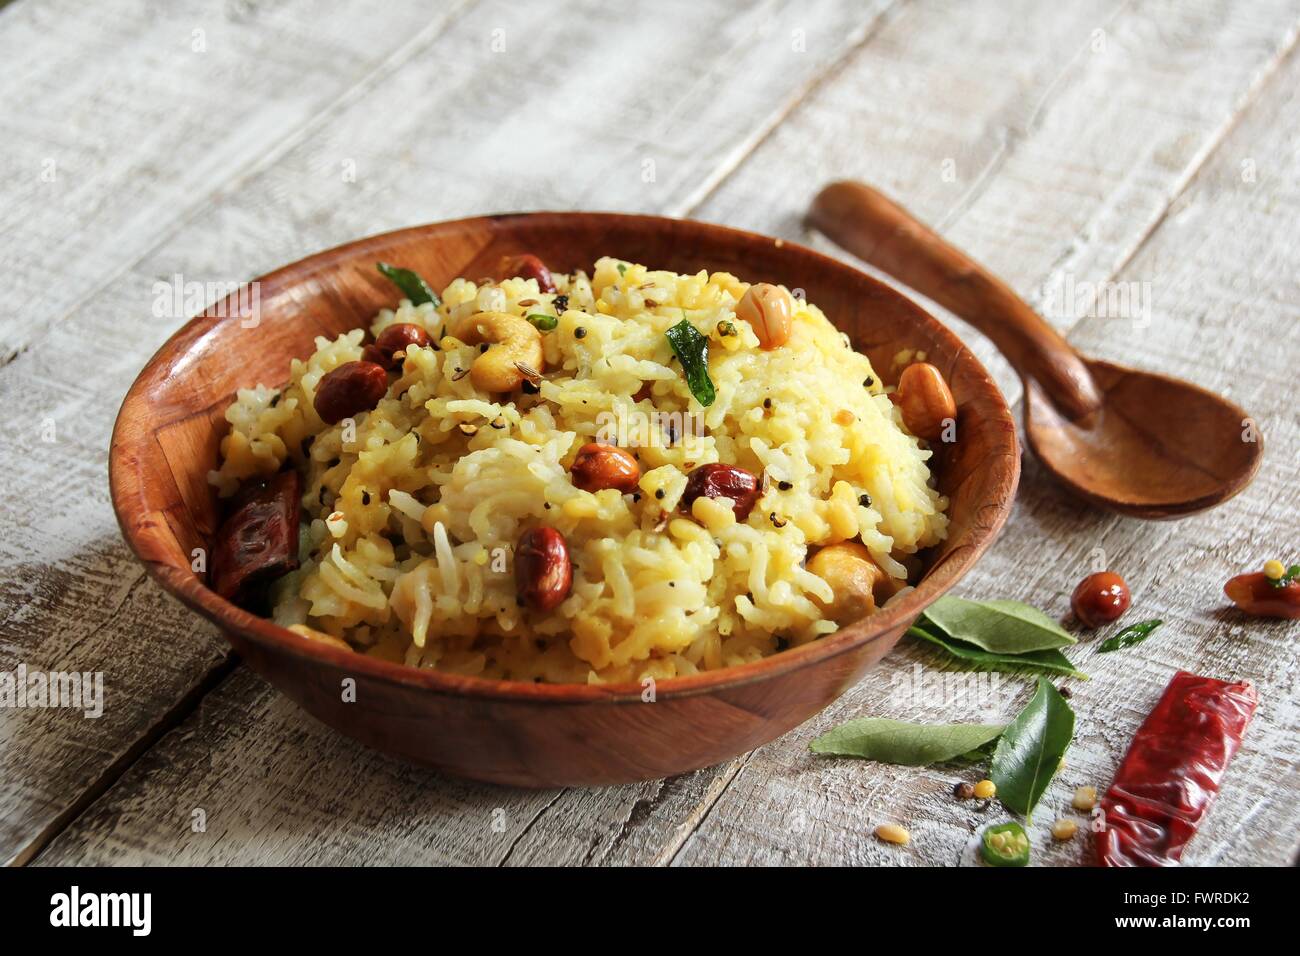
[1096,670,1256,867]
[210,470,302,603]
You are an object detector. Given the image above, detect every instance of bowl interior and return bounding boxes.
[110,212,1019,701]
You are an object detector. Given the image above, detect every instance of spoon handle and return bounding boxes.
[810,181,1101,421]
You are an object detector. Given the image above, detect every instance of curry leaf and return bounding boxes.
[989,678,1075,820]
[377,262,441,307]
[907,625,1088,680]
[810,717,1004,766]
[920,596,1076,655]
[665,319,716,407]
[1097,618,1163,653]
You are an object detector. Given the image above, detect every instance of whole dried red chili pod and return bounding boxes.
[210,470,302,603]
[681,463,761,520]
[499,253,558,294]
[314,360,389,425]
[515,526,572,611]
[1096,671,1257,867]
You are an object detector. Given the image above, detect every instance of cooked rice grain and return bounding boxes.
[210,258,948,683]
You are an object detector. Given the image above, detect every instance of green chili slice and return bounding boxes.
[981,822,1030,867]
[525,313,558,331]
[377,262,441,307]
[665,319,716,407]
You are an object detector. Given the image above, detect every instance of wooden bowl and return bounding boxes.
[109,213,1020,787]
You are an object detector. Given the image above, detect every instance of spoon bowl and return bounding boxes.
[810,181,1263,518]
[1025,360,1261,519]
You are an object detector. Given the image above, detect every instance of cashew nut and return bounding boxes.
[448,311,544,392]
[806,542,896,625]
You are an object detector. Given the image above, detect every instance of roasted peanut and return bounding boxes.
[314,360,390,425]
[370,322,431,368]
[499,253,557,294]
[1071,571,1131,627]
[682,463,761,520]
[806,542,892,625]
[516,526,573,611]
[1224,569,1300,619]
[570,442,640,493]
[449,311,545,392]
[895,362,956,441]
[735,282,793,349]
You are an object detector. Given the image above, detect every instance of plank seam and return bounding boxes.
[659,753,754,866]
[651,9,1300,866]
[1065,17,1300,309]
[0,0,479,370]
[496,789,567,867]
[14,652,239,867]
[675,0,906,218]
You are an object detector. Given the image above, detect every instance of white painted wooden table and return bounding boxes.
[2,0,1297,867]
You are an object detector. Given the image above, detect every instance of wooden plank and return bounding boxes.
[0,0,470,362]
[495,0,1300,867]
[671,9,1300,865]
[35,0,1300,867]
[700,0,1300,406]
[1,0,896,864]
[0,0,475,868]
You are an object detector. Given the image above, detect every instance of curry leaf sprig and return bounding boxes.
[810,677,1076,820]
[665,318,716,407]
[809,718,1004,766]
[907,625,1085,678]
[989,678,1075,820]
[909,595,1086,679]
[377,262,441,307]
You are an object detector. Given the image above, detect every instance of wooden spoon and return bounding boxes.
[810,181,1263,519]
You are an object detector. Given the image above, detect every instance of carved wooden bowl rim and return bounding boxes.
[109,212,1021,705]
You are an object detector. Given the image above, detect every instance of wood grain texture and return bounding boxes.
[671,5,1300,867]
[701,0,1300,405]
[0,0,469,362]
[0,0,897,861]
[11,0,1300,865]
